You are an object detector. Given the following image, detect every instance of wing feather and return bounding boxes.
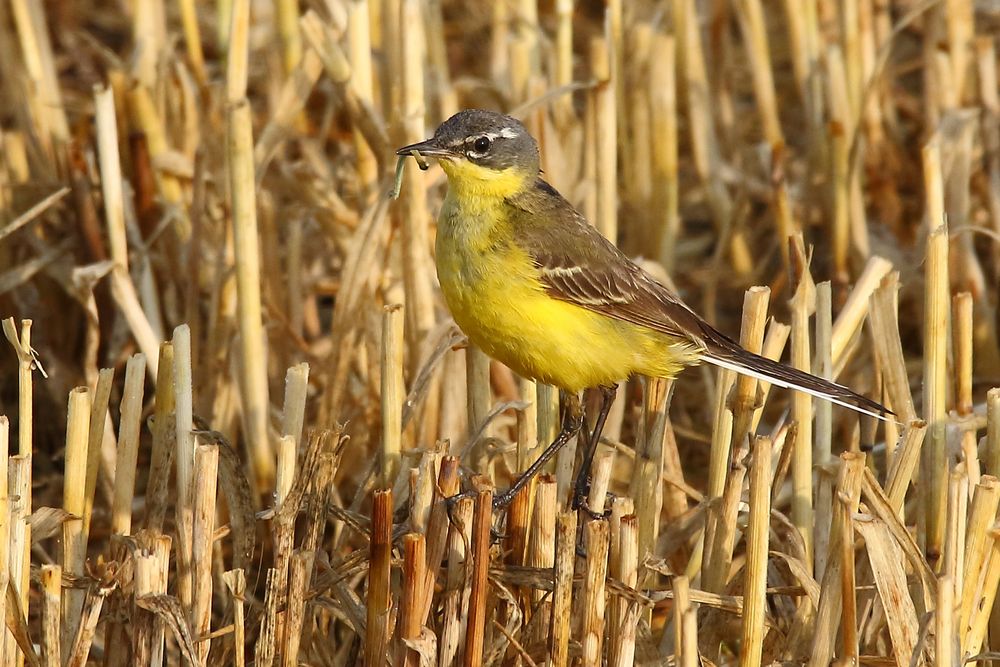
[530,230,720,352]
[511,179,890,420]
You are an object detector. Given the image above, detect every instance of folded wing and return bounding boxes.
[523,209,890,421]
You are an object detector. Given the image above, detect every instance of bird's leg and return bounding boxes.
[572,384,618,518]
[492,392,584,510]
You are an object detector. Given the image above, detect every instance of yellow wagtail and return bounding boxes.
[397,109,887,510]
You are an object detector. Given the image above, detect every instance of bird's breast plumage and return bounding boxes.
[434,191,691,391]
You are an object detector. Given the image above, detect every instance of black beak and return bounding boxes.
[395,139,456,159]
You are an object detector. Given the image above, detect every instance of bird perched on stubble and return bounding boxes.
[396,109,888,509]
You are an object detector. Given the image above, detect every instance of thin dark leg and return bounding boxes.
[572,384,618,516]
[491,393,584,510]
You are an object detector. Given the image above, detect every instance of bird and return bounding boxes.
[396,108,888,510]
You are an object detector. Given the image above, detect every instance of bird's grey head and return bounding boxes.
[396,109,540,176]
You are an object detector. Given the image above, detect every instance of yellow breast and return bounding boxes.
[434,191,695,392]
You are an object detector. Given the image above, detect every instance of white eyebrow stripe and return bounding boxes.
[477,127,520,142]
[446,126,521,150]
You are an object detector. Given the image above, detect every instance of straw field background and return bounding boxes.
[0,0,999,664]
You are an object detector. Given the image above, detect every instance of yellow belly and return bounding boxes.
[435,220,697,392]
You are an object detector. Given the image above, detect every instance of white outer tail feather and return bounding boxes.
[699,354,897,424]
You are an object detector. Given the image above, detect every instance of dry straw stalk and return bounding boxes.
[1,2,999,665]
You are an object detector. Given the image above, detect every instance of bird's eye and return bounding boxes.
[473,136,492,153]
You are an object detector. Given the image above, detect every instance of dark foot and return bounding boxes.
[443,489,476,528]
[486,392,586,514]
[492,485,522,511]
[445,490,507,543]
[572,491,612,520]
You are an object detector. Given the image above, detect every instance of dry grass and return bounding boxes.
[0,0,999,664]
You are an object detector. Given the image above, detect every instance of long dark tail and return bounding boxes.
[698,338,892,422]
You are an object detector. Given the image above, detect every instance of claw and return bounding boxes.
[572,493,611,521]
[443,489,476,527]
[445,489,475,510]
[492,487,519,511]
